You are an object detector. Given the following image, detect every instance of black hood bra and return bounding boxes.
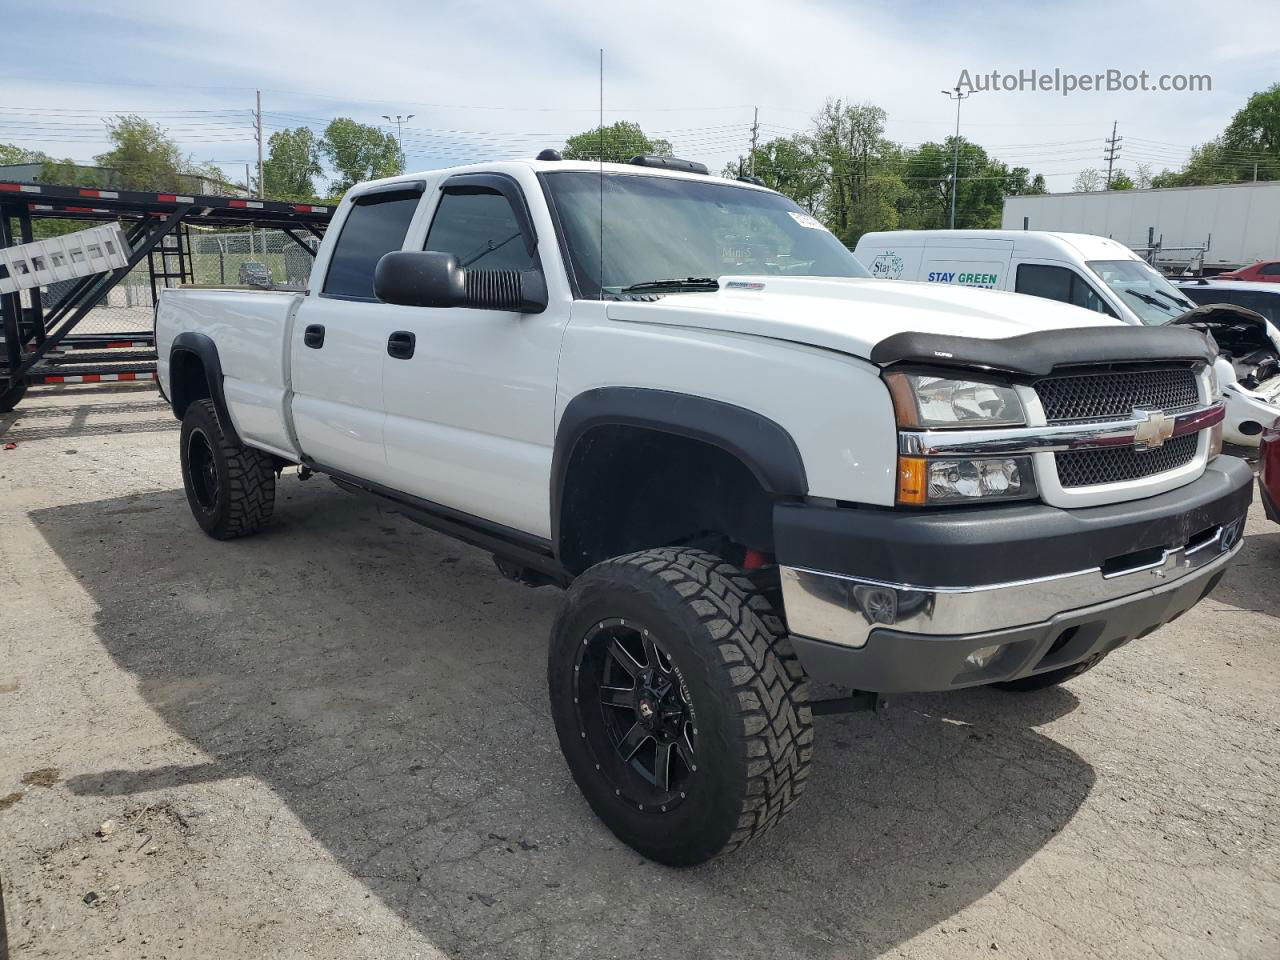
[870,325,1217,377]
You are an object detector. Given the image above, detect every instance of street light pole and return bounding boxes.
[941,87,971,229]
[381,113,415,167]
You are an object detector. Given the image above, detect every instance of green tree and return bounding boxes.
[1220,82,1280,180]
[1109,170,1134,191]
[93,115,187,191]
[562,121,672,163]
[1152,84,1280,186]
[1150,140,1231,187]
[263,126,323,200]
[895,138,1010,230]
[0,144,51,166]
[809,99,893,238]
[1005,167,1047,195]
[724,135,825,213]
[843,169,907,242]
[320,118,403,194]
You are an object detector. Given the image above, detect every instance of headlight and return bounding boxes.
[885,372,1025,429]
[885,372,1035,506]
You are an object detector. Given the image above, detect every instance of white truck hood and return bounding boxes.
[606,276,1122,360]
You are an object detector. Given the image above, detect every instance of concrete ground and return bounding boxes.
[0,383,1277,960]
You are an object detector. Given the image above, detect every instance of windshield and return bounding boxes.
[1086,259,1196,326]
[543,171,869,298]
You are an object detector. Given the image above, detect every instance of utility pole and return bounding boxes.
[1104,121,1122,189]
[245,163,254,254]
[941,87,970,229]
[254,89,264,199]
[749,107,759,177]
[382,114,415,168]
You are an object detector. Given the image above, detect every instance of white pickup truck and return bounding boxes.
[156,155,1253,866]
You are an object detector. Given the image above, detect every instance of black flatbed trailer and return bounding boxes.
[1,180,332,411]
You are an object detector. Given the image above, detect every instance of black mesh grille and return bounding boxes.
[1035,368,1199,424]
[1055,433,1199,488]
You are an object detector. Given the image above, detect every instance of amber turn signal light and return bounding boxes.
[896,456,927,505]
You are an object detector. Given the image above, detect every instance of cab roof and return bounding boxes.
[345,158,777,199]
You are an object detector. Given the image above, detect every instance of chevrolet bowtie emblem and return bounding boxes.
[1132,408,1175,451]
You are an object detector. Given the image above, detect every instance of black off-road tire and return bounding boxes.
[549,547,814,866]
[0,382,26,414]
[993,653,1105,692]
[179,398,275,540]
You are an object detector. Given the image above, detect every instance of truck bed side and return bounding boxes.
[156,287,305,458]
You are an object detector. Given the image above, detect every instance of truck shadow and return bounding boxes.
[34,481,1096,960]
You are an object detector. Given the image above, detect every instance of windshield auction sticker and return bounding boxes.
[788,211,828,231]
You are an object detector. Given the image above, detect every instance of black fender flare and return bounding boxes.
[551,386,808,552]
[169,332,240,447]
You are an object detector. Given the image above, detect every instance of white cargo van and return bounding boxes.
[853,230,1198,327]
[854,229,1280,444]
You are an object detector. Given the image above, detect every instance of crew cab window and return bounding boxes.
[322,190,422,300]
[425,190,536,271]
[1015,263,1113,316]
[1229,290,1280,323]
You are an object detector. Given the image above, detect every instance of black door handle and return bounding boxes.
[387,330,416,360]
[303,324,325,348]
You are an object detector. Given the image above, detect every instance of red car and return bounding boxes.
[1216,259,1280,283]
[1262,417,1280,524]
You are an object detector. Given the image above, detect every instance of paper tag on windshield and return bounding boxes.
[788,211,827,230]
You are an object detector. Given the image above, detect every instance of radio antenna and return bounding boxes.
[598,47,604,300]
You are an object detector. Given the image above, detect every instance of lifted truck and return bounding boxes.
[155,155,1252,866]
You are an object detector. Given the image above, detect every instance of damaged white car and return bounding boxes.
[1174,279,1280,444]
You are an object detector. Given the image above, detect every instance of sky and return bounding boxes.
[2,0,1278,192]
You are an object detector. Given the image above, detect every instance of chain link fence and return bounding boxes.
[188,229,317,289]
[33,226,317,337]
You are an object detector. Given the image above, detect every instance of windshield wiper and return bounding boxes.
[1149,288,1194,309]
[1123,287,1176,311]
[619,277,719,294]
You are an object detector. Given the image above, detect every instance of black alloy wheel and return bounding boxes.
[186,427,221,512]
[575,618,697,811]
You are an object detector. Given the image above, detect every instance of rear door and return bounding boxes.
[290,182,425,479]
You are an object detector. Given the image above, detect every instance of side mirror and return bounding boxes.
[374,251,548,314]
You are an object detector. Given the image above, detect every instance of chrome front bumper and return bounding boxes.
[781,514,1244,650]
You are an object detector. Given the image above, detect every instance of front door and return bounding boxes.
[379,175,568,538]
